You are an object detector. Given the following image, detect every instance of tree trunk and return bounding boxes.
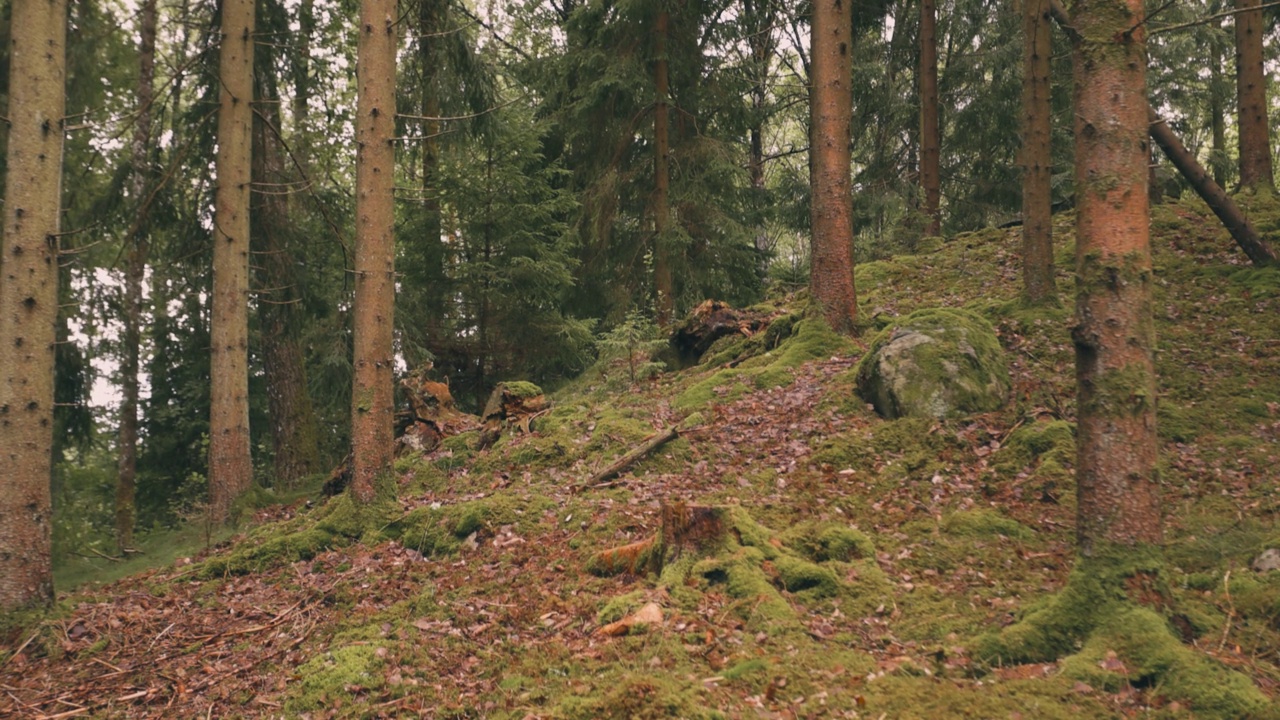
[919,0,941,236]
[1208,33,1229,188]
[1021,0,1055,303]
[350,0,399,503]
[209,0,256,524]
[0,0,66,610]
[808,0,858,335]
[653,8,675,326]
[1149,110,1279,266]
[746,0,776,276]
[117,0,158,551]
[1234,0,1274,190]
[1069,0,1160,555]
[418,0,447,339]
[253,68,322,487]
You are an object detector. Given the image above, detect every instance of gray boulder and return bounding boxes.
[856,308,1011,419]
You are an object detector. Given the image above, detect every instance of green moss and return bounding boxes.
[556,674,723,720]
[721,657,770,681]
[285,643,386,713]
[781,522,876,562]
[502,380,544,398]
[1083,362,1156,417]
[596,590,648,624]
[941,509,1034,540]
[855,307,1010,419]
[772,555,841,598]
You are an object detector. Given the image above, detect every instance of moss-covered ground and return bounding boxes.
[3,196,1278,717]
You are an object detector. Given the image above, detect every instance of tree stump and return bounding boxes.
[588,502,733,576]
[397,373,477,455]
[476,382,547,449]
[670,300,777,364]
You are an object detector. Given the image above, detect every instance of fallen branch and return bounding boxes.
[579,426,680,490]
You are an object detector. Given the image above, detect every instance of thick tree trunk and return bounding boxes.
[1021,0,1055,303]
[253,75,322,487]
[0,0,66,610]
[1070,0,1160,555]
[653,9,675,326]
[1149,110,1278,266]
[117,0,159,551]
[919,0,941,236]
[808,0,858,334]
[1234,0,1274,190]
[350,0,399,503]
[210,0,256,524]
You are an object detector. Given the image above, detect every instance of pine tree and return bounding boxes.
[809,0,858,334]
[350,0,398,502]
[0,0,67,610]
[1234,0,1274,190]
[918,0,941,237]
[209,0,256,523]
[1021,0,1055,303]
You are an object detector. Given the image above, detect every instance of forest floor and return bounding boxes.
[3,197,1280,719]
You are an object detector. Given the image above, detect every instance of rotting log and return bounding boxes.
[588,502,731,576]
[397,373,477,455]
[671,300,778,364]
[579,426,680,490]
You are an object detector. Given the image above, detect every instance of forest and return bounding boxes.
[1,0,1280,715]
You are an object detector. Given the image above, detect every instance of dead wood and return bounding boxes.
[476,382,547,450]
[397,374,478,455]
[579,426,680,490]
[587,502,731,577]
[671,300,778,364]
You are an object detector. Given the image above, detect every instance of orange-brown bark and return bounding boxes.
[808,0,858,335]
[1070,0,1160,554]
[350,0,399,502]
[1021,0,1055,302]
[1234,0,1274,190]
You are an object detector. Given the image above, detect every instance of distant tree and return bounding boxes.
[209,0,255,523]
[0,0,67,610]
[117,0,158,552]
[1069,0,1159,553]
[1021,0,1055,303]
[653,5,674,325]
[350,0,398,502]
[918,0,940,237]
[809,0,858,334]
[1234,0,1274,190]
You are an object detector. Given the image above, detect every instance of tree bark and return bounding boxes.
[253,65,322,487]
[209,0,256,524]
[1208,32,1229,188]
[0,0,66,610]
[1021,0,1055,303]
[745,0,777,276]
[808,0,858,334]
[1148,110,1278,266]
[653,8,675,326]
[1069,0,1161,555]
[117,0,159,551]
[350,0,399,503]
[418,0,447,337]
[919,0,941,236]
[1234,0,1274,190]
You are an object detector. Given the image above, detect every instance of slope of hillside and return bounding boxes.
[3,197,1279,719]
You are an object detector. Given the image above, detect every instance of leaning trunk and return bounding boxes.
[1070,0,1160,555]
[1149,110,1278,266]
[350,0,399,502]
[919,0,941,236]
[0,0,67,610]
[1021,0,1055,303]
[117,0,159,550]
[1234,0,1274,190]
[808,0,858,334]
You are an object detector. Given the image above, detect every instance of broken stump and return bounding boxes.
[588,502,733,576]
[476,381,547,449]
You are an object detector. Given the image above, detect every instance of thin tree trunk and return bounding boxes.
[653,8,675,325]
[1208,33,1229,188]
[209,0,256,524]
[919,0,941,236]
[117,0,159,551]
[746,0,776,276]
[0,0,66,610]
[809,0,858,334]
[253,69,322,487]
[350,0,399,503]
[1070,0,1160,555]
[1021,0,1055,303]
[418,0,446,335]
[1234,0,1274,190]
[293,0,313,137]
[1149,110,1279,266]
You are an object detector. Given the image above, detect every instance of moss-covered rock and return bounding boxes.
[856,308,1011,419]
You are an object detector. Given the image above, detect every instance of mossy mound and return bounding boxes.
[557,674,724,719]
[940,509,1034,540]
[856,307,1011,419]
[974,548,1270,719]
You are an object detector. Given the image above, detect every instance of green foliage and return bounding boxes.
[595,309,669,386]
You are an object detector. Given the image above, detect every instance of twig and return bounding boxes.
[1150,0,1280,36]
[1219,570,1235,651]
[1,631,41,669]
